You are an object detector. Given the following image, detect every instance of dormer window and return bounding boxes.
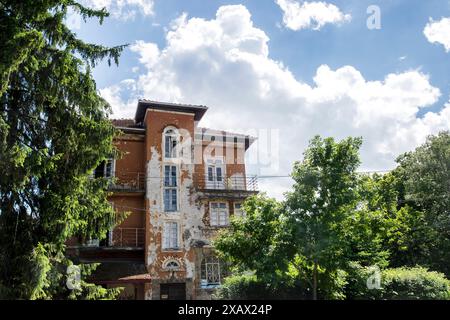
[164,127,179,159]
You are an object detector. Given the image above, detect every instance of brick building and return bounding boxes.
[68,100,257,300]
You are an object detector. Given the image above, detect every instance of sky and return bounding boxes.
[68,0,450,199]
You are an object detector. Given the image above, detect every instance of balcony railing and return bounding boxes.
[197,175,258,192]
[110,227,145,248]
[108,171,146,192]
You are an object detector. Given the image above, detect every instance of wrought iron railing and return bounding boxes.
[108,171,146,192]
[197,175,258,192]
[110,227,145,248]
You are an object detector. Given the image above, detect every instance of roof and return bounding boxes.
[89,262,151,284]
[196,127,257,149]
[135,99,208,123]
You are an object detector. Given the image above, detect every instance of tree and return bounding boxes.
[214,194,294,285]
[285,136,363,300]
[215,136,395,300]
[215,134,450,300]
[390,131,450,275]
[0,1,125,299]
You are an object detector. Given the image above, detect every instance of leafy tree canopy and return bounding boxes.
[0,0,126,299]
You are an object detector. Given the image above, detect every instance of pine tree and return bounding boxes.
[0,0,126,299]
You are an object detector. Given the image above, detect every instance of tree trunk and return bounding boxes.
[312,262,318,300]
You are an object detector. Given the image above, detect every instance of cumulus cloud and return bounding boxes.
[100,79,139,117]
[275,0,351,31]
[102,5,449,199]
[81,0,154,20]
[424,17,450,52]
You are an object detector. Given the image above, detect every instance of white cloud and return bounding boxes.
[100,79,139,117]
[275,0,351,31]
[103,5,449,199]
[424,17,450,52]
[80,0,154,20]
[130,41,160,69]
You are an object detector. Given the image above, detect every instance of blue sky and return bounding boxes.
[70,0,450,198]
[77,0,450,114]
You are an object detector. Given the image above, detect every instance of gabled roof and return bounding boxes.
[135,99,208,123]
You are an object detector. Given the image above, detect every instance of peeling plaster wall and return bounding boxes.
[143,110,210,300]
[141,109,253,300]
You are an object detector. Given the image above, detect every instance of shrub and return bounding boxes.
[345,264,450,300]
[214,274,271,300]
[214,273,309,300]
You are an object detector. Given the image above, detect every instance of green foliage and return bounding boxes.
[0,0,125,299]
[214,194,294,284]
[214,273,309,300]
[0,242,123,299]
[214,274,272,300]
[284,136,363,299]
[392,131,450,276]
[215,133,450,300]
[345,264,450,300]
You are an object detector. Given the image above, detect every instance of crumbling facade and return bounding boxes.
[68,100,257,300]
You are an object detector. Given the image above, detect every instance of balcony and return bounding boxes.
[197,175,258,193]
[108,171,146,193]
[110,227,145,248]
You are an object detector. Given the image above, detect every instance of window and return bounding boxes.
[94,158,114,178]
[164,165,178,212]
[164,128,179,159]
[234,202,245,218]
[201,256,227,286]
[163,222,179,249]
[210,202,229,226]
[205,158,225,189]
[163,260,181,270]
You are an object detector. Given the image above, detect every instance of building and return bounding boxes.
[68,100,257,300]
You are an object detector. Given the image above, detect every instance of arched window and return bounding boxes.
[164,127,179,159]
[200,256,227,286]
[163,259,181,271]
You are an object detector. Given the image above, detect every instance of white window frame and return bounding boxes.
[163,259,181,271]
[233,202,245,218]
[205,157,225,190]
[163,127,180,159]
[104,158,115,178]
[210,202,229,227]
[92,158,115,179]
[163,165,178,212]
[162,221,179,250]
[201,256,223,286]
